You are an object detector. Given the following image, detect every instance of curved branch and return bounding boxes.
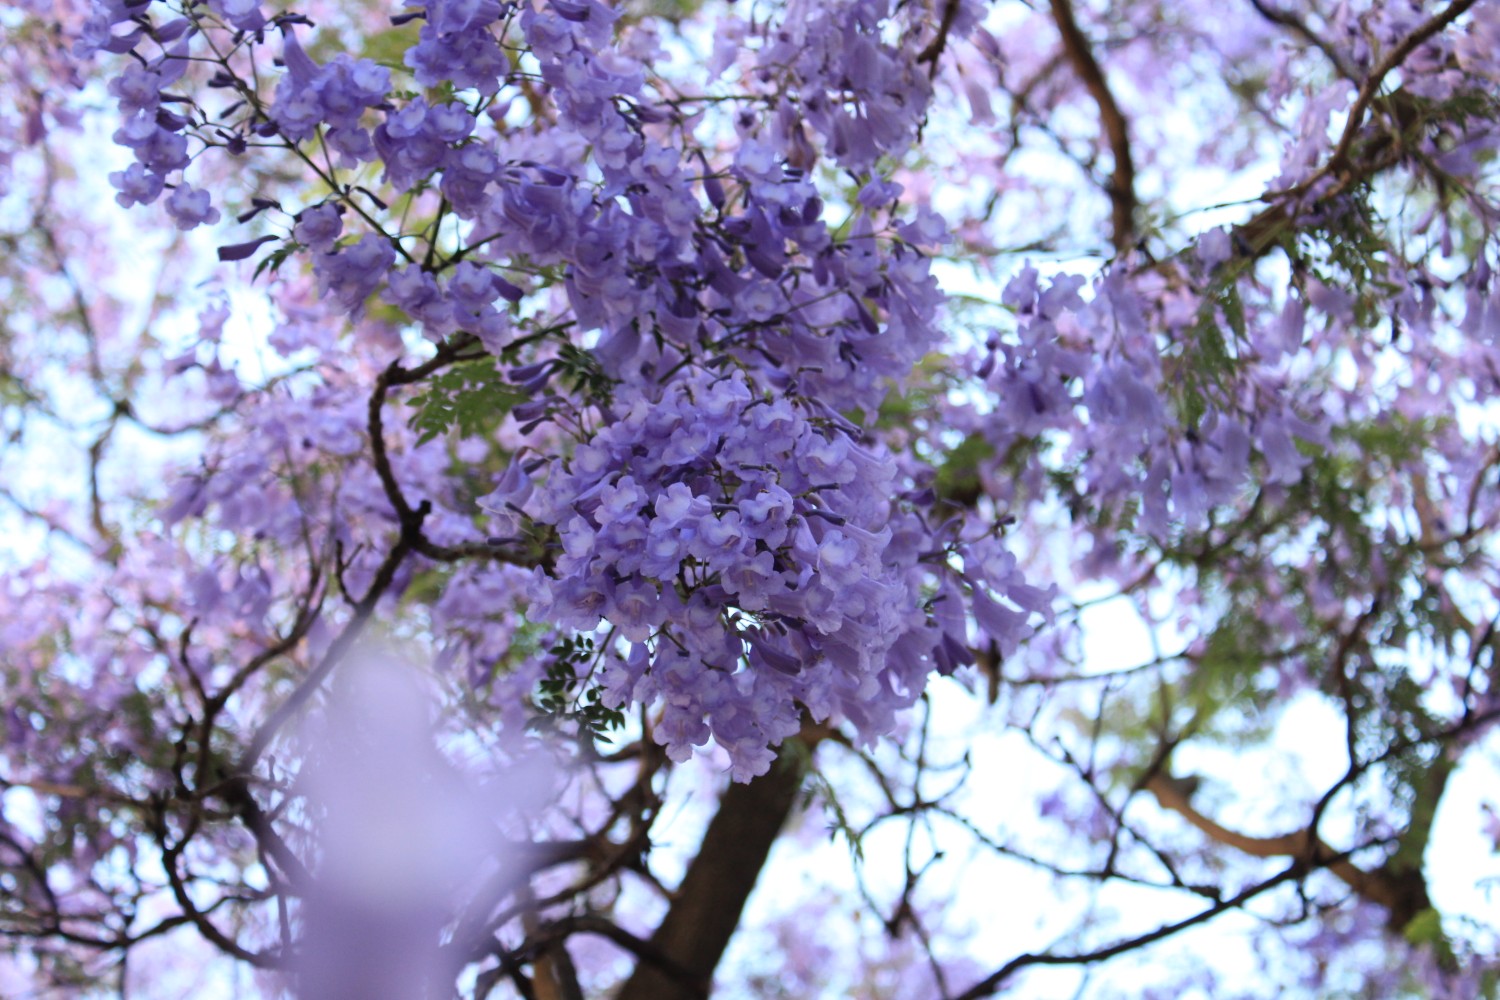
[951,862,1305,999]
[1245,0,1357,80]
[1050,0,1137,254]
[1143,774,1391,906]
[1285,0,1480,202]
[1172,0,1482,267]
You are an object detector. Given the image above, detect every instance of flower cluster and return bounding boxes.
[73,0,1043,777]
[273,33,391,163]
[978,264,1328,541]
[491,367,1042,777]
[753,0,958,171]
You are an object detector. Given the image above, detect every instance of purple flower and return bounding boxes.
[608,580,662,642]
[1257,413,1312,485]
[405,8,509,94]
[815,529,863,586]
[165,184,221,230]
[294,204,344,252]
[272,33,391,143]
[109,163,164,208]
[107,64,162,115]
[314,234,398,315]
[738,487,794,547]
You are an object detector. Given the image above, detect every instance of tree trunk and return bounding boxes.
[614,748,811,1000]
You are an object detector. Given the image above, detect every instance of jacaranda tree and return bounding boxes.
[2,0,1499,994]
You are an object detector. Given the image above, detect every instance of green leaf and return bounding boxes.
[360,23,421,70]
[1401,907,1444,947]
[253,242,298,281]
[405,359,528,444]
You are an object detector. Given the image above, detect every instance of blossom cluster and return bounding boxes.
[977,263,1327,541]
[489,367,1044,776]
[70,0,1039,775]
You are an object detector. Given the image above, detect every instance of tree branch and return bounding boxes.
[1184,0,1481,266]
[1143,774,1392,907]
[1285,0,1480,202]
[1050,0,1137,254]
[951,862,1305,999]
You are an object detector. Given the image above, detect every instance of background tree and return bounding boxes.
[1,0,1499,996]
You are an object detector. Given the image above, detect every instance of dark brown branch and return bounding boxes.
[1143,774,1386,905]
[238,334,516,768]
[1284,0,1480,201]
[548,916,705,993]
[371,341,539,567]
[1143,700,1500,935]
[519,887,584,1000]
[368,360,421,526]
[156,811,281,969]
[915,0,963,70]
[950,862,1305,999]
[1050,0,1137,254]
[238,519,417,768]
[946,709,1500,998]
[1148,0,1479,273]
[474,915,705,1000]
[218,776,314,888]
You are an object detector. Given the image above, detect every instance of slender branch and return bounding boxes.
[370,340,538,566]
[915,0,963,69]
[1154,0,1482,271]
[545,916,705,993]
[1245,0,1357,80]
[950,863,1305,999]
[1284,0,1480,202]
[1143,774,1384,904]
[238,519,417,768]
[240,333,518,766]
[1143,701,1500,933]
[156,811,282,969]
[218,777,314,888]
[518,886,584,1000]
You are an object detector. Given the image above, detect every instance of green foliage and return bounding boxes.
[874,353,949,433]
[1291,195,1394,333]
[807,766,866,865]
[1185,614,1277,725]
[406,359,528,444]
[1170,263,1247,428]
[935,431,994,505]
[552,341,615,404]
[253,240,298,281]
[1083,612,1283,766]
[623,0,709,23]
[876,353,1006,508]
[1401,908,1450,958]
[533,634,625,740]
[357,23,421,71]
